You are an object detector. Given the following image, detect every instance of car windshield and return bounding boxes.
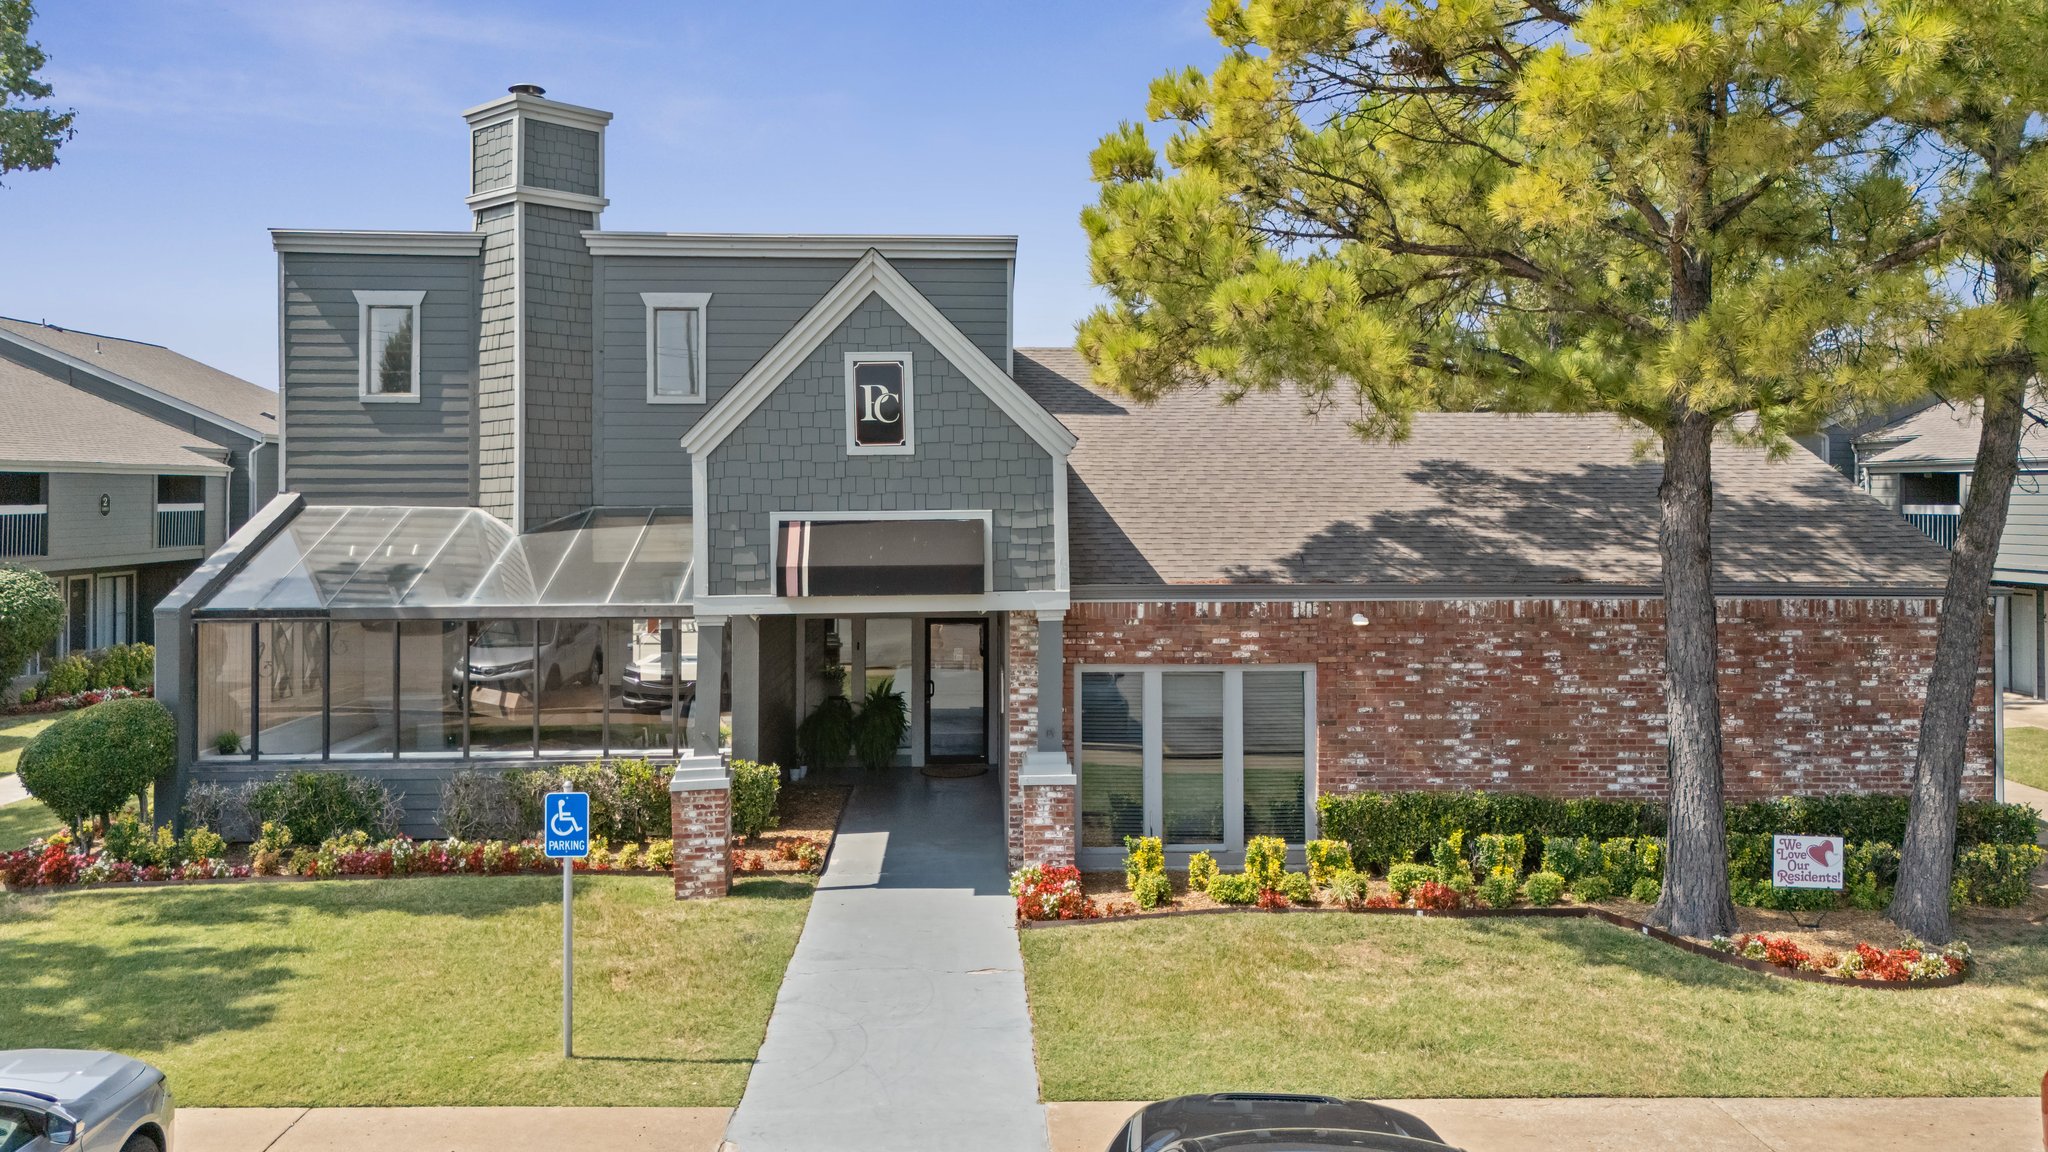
[0,1106,39,1152]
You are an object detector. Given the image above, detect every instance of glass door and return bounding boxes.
[924,619,987,762]
[1160,670,1226,849]
[94,573,133,647]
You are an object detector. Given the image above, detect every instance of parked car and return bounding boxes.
[459,620,602,697]
[1107,1093,1457,1152]
[0,1050,173,1152]
[618,620,699,713]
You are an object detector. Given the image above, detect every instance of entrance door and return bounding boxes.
[94,573,133,648]
[925,619,987,762]
[65,577,89,653]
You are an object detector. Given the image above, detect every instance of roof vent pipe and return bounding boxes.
[508,83,545,97]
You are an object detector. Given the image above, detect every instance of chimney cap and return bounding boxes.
[508,83,546,97]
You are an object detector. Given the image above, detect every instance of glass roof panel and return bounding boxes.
[194,505,693,615]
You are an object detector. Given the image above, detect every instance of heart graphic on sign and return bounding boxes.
[1808,841,1835,868]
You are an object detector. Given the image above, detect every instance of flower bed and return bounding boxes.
[2,685,153,716]
[1711,933,1969,982]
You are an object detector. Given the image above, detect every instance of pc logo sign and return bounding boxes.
[544,792,591,859]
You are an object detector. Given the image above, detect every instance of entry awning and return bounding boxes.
[193,505,693,619]
[776,517,986,597]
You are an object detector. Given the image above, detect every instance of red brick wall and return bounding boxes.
[1061,597,1996,802]
[1003,614,1076,867]
[671,786,733,899]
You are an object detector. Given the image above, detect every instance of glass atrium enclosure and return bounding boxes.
[188,506,699,762]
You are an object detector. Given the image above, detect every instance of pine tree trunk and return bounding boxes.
[1890,379,2027,942]
[1647,408,1739,938]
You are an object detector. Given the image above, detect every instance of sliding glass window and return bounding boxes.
[607,619,677,755]
[257,621,324,756]
[1242,671,1308,843]
[1160,671,1226,848]
[537,620,606,754]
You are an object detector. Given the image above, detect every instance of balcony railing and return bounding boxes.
[157,503,205,549]
[0,506,47,557]
[1902,507,1961,549]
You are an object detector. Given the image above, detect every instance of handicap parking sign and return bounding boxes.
[544,791,590,858]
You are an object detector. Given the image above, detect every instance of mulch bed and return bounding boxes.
[729,783,849,875]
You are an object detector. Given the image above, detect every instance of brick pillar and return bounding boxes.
[1007,609,1077,869]
[670,758,731,899]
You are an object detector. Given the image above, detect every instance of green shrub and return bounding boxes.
[1540,835,1592,879]
[83,643,154,692]
[1731,878,1835,911]
[1477,869,1520,909]
[43,653,90,697]
[1430,831,1470,886]
[731,759,782,839]
[1187,851,1218,893]
[100,812,157,866]
[1132,870,1173,910]
[1846,870,1887,911]
[1570,874,1614,903]
[796,693,856,768]
[1956,843,2044,908]
[1314,790,1664,871]
[1244,835,1287,892]
[1474,832,1527,881]
[1123,835,1165,891]
[213,730,243,756]
[436,769,527,840]
[1278,871,1314,904]
[19,698,176,832]
[1727,794,2038,847]
[1327,869,1367,908]
[851,678,909,770]
[182,826,227,862]
[250,770,402,847]
[1599,837,1642,890]
[1205,872,1257,904]
[1386,861,1435,900]
[1628,877,1662,903]
[0,566,61,687]
[516,759,669,842]
[1305,838,1351,886]
[1524,871,1566,906]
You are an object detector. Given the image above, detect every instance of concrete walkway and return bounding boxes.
[1047,1098,2044,1152]
[722,767,1049,1152]
[178,1107,732,1151]
[0,774,26,807]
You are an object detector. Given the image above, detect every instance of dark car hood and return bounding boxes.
[1131,1094,1449,1150]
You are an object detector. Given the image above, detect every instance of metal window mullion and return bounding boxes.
[248,622,261,761]
[601,619,613,757]
[391,622,403,761]
[670,620,682,757]
[1223,668,1244,854]
[531,633,542,755]
[600,511,656,607]
[321,622,332,760]
[1302,667,1319,842]
[460,622,471,757]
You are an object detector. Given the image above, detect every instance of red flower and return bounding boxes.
[1256,888,1290,910]
[1411,881,1463,910]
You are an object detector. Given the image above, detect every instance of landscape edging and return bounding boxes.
[1018,902,1968,990]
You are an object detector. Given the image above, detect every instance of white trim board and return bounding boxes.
[680,249,1075,459]
[584,233,1017,259]
[462,91,614,135]
[0,458,231,477]
[351,290,426,404]
[694,589,1069,617]
[271,230,485,256]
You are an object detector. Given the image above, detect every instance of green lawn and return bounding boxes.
[0,712,57,776]
[1021,913,2048,1100]
[0,874,813,1106]
[0,798,60,851]
[2005,726,2048,793]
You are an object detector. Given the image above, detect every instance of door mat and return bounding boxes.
[921,764,988,779]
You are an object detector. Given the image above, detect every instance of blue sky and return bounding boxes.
[0,0,1217,388]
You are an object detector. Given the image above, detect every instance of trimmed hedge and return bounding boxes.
[18,697,176,828]
[1318,789,2039,873]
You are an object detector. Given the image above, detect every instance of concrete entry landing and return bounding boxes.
[724,766,1048,1152]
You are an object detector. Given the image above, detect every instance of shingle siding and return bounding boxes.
[520,203,598,524]
[704,294,1055,595]
[279,251,478,506]
[522,120,601,197]
[475,205,518,520]
[472,120,516,195]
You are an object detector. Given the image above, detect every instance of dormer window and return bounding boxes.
[353,290,425,402]
[845,352,912,455]
[642,292,710,403]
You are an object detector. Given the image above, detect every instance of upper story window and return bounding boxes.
[1900,471,1961,509]
[0,473,48,558]
[352,290,426,402]
[642,292,711,404]
[845,352,912,455]
[0,472,46,508]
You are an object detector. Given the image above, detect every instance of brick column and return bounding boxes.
[1007,609,1077,869]
[670,758,731,899]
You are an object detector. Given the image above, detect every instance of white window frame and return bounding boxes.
[844,351,914,456]
[353,289,426,403]
[642,292,711,404]
[1073,663,1319,870]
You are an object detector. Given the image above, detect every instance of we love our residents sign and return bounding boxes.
[1772,834,1845,890]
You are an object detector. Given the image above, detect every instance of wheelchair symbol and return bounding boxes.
[550,798,585,839]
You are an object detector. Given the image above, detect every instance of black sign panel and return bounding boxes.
[778,518,984,596]
[852,360,907,448]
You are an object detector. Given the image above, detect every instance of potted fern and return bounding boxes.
[851,677,910,770]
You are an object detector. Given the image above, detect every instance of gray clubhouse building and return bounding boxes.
[156,88,1998,896]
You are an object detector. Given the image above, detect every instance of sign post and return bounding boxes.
[1770,834,1844,929]
[544,789,591,1058]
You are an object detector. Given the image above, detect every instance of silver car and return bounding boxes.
[0,1051,172,1152]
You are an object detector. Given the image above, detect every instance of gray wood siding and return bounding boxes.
[1997,477,2048,583]
[34,469,224,570]
[281,252,479,506]
[704,294,1056,595]
[594,255,1013,508]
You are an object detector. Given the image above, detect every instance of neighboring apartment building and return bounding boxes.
[0,317,277,656]
[155,88,1995,895]
[1855,398,2048,698]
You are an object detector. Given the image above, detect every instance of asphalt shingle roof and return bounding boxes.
[1015,348,1953,592]
[0,357,232,473]
[1856,396,2048,469]
[0,316,277,436]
